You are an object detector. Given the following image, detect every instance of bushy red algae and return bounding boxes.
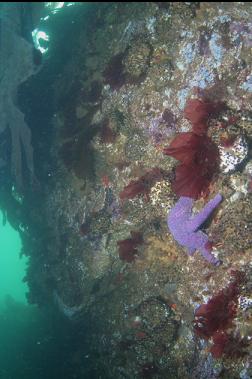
[103,52,126,90]
[164,133,219,199]
[117,231,143,263]
[194,271,244,338]
[120,180,146,200]
[210,331,248,359]
[194,271,248,359]
[163,97,224,198]
[210,331,229,358]
[184,98,224,135]
[119,168,164,201]
[164,132,205,165]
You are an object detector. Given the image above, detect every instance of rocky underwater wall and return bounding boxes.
[2,3,252,378]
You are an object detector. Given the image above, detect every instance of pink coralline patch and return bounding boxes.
[117,231,143,263]
[119,168,164,201]
[164,132,219,199]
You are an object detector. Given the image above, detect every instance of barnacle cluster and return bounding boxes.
[219,135,248,173]
[240,117,252,138]
[229,173,249,201]
[123,40,151,81]
[212,196,252,252]
[151,45,171,65]
[150,179,175,215]
[133,297,176,335]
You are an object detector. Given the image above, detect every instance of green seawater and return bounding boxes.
[0,211,28,307]
[0,211,59,379]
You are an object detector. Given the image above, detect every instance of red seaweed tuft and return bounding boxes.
[184,98,224,135]
[117,231,143,263]
[210,331,229,358]
[119,168,164,201]
[210,331,248,359]
[194,271,248,358]
[164,132,201,165]
[164,133,219,199]
[163,97,224,198]
[103,52,126,90]
[194,272,243,338]
[119,180,146,200]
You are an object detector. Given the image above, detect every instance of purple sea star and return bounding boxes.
[167,194,222,265]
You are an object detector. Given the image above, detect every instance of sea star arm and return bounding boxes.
[187,246,196,255]
[186,194,222,232]
[183,230,220,265]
